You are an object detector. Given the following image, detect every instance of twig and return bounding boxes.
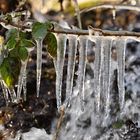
[51,27,140,37]
[0,18,30,30]
[73,0,82,29]
[1,18,140,37]
[80,4,140,13]
[53,106,65,140]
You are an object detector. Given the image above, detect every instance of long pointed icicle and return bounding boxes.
[36,39,43,98]
[77,36,88,111]
[88,28,104,112]
[0,80,9,104]
[22,64,27,101]
[116,38,127,111]
[17,60,28,101]
[55,34,67,110]
[65,35,78,107]
[93,38,103,112]
[8,88,17,103]
[102,38,113,118]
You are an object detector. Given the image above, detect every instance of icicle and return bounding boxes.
[17,60,28,101]
[116,38,127,111]
[0,75,16,103]
[102,38,113,119]
[77,36,88,111]
[36,39,43,98]
[22,73,27,101]
[112,8,116,20]
[17,70,22,100]
[8,87,17,103]
[22,61,27,101]
[0,80,9,104]
[93,37,103,112]
[55,34,67,110]
[65,35,78,107]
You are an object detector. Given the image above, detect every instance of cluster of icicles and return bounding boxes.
[54,33,127,114]
[1,27,138,116]
[54,29,137,115]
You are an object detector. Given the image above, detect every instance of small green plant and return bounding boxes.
[0,21,57,88]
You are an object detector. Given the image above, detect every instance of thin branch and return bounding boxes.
[73,0,82,29]
[0,18,30,30]
[53,106,65,140]
[51,27,140,37]
[1,18,140,37]
[80,4,140,13]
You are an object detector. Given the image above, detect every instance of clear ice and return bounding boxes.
[22,63,27,101]
[17,60,28,101]
[65,35,78,107]
[116,38,127,111]
[0,80,9,104]
[55,34,67,110]
[8,87,17,103]
[93,38,103,112]
[112,9,116,20]
[77,36,88,111]
[102,38,113,121]
[36,39,43,98]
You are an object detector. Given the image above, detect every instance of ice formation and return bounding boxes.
[55,34,67,109]
[36,39,43,98]
[65,35,78,107]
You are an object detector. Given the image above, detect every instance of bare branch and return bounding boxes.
[73,0,82,29]
[53,106,65,140]
[0,18,30,30]
[1,18,140,38]
[80,4,140,13]
[51,27,140,37]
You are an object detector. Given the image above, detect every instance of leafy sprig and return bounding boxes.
[0,21,58,88]
[0,29,34,87]
[32,21,57,58]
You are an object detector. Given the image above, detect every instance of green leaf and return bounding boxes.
[0,57,21,87]
[9,41,29,61]
[9,57,21,80]
[19,31,26,39]
[112,120,124,129]
[45,22,53,30]
[5,29,18,49]
[5,75,14,88]
[44,32,57,58]
[6,29,18,41]
[9,47,19,58]
[18,46,28,61]
[32,22,48,40]
[19,39,34,48]
[6,37,17,49]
